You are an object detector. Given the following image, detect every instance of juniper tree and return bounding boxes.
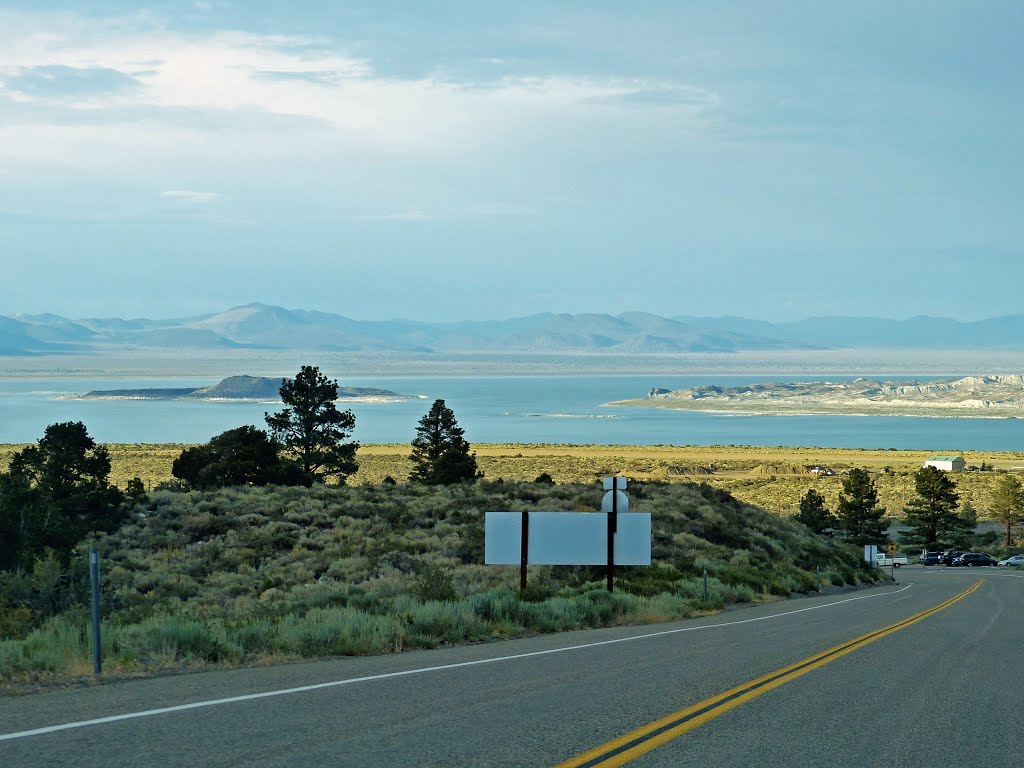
[795,488,835,535]
[0,422,124,570]
[172,426,308,489]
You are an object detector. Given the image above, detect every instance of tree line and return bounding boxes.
[0,365,479,572]
[795,464,1022,549]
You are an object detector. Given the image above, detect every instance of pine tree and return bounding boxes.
[265,365,358,483]
[988,474,1023,547]
[836,468,886,546]
[409,399,481,485]
[795,488,835,534]
[899,465,969,549]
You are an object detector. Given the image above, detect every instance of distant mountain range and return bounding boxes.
[1,303,1022,356]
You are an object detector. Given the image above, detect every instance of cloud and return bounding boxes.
[594,84,719,108]
[161,189,224,204]
[0,11,717,159]
[0,9,723,224]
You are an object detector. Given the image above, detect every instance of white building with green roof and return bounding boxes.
[924,455,965,472]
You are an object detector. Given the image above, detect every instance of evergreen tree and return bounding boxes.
[836,468,886,545]
[265,365,358,483]
[988,474,1023,547]
[0,422,124,570]
[899,465,970,549]
[172,426,308,489]
[409,399,481,485]
[795,488,835,534]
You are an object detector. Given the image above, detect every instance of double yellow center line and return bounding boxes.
[553,580,983,768]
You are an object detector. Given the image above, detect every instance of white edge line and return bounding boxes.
[0,584,913,742]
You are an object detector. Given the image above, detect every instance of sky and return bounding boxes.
[0,1,1021,322]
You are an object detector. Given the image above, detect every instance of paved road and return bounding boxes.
[2,567,1021,767]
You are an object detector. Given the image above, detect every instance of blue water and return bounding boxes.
[0,375,1021,450]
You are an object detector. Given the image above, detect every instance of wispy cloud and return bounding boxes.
[0,9,722,226]
[161,189,225,204]
[0,10,717,160]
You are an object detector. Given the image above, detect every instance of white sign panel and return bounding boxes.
[485,512,651,566]
[864,544,878,566]
[602,477,628,490]
[601,491,629,513]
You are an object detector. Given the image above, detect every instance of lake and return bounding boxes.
[0,375,1021,450]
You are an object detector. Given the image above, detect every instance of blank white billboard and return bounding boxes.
[484,512,651,566]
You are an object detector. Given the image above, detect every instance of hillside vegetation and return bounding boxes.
[3,443,1022,521]
[0,480,877,685]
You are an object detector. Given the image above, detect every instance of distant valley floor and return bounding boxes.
[5,347,1024,378]
[3,443,1022,523]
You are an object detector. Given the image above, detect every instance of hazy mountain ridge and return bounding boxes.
[674,314,1024,348]
[2,303,1024,356]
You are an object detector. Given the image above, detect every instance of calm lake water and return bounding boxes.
[0,375,1021,450]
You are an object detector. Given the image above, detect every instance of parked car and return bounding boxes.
[998,555,1024,567]
[919,551,942,566]
[941,550,968,566]
[952,553,996,567]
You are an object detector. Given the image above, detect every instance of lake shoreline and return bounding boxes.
[604,399,1022,419]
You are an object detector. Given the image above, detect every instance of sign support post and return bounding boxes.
[520,510,529,592]
[89,548,102,676]
[607,479,619,593]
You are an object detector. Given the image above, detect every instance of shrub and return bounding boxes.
[114,615,238,665]
[413,562,457,602]
[275,609,404,657]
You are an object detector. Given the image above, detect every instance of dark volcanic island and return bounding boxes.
[73,375,414,402]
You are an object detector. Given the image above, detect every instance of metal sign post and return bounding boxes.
[602,477,627,593]
[520,510,529,592]
[89,548,102,675]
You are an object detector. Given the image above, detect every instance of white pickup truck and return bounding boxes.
[874,552,909,568]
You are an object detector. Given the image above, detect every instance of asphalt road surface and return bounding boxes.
[2,567,1021,767]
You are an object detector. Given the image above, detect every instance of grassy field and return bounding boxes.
[3,442,1021,521]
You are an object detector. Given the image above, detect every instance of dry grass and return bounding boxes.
[4,442,1020,521]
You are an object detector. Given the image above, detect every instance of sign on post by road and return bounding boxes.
[485,475,651,593]
[484,512,652,565]
[864,544,878,567]
[887,543,898,555]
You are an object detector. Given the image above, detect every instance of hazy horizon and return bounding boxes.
[7,302,1024,325]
